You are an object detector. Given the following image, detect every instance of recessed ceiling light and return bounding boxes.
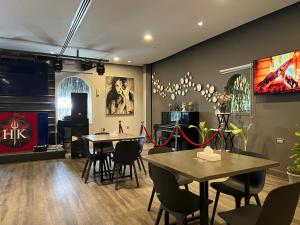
[144,34,153,42]
[50,51,54,54]
[198,21,203,26]
[113,57,120,61]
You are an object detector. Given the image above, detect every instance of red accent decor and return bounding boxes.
[0,113,38,153]
[143,126,176,147]
[178,127,219,147]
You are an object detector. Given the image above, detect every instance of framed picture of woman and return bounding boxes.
[105,76,134,115]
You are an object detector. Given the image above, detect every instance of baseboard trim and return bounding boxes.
[0,150,66,164]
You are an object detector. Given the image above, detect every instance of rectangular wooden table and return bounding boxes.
[142,149,279,225]
[82,133,144,183]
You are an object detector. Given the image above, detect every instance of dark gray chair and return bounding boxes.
[218,182,300,225]
[147,146,193,211]
[210,151,267,225]
[81,139,110,184]
[112,141,140,190]
[149,163,211,225]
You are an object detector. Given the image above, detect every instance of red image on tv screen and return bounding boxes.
[254,50,300,94]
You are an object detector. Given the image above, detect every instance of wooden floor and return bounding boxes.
[0,155,299,225]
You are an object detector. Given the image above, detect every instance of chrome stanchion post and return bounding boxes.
[140,121,144,135]
[174,120,179,151]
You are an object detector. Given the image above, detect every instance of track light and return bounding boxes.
[97,61,105,75]
[80,60,93,71]
[53,58,63,72]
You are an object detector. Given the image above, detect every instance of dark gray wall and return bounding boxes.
[151,3,300,176]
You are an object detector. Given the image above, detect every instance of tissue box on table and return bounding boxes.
[197,146,221,161]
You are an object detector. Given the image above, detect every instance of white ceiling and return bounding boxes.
[0,0,298,65]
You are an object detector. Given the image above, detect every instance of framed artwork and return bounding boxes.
[105,76,134,115]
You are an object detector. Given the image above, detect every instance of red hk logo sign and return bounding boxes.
[0,113,37,152]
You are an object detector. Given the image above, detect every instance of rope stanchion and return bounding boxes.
[178,127,219,147]
[143,126,176,147]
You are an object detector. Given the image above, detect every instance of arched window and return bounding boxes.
[226,74,250,113]
[57,77,92,120]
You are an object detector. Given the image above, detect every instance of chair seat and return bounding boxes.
[218,204,261,225]
[164,189,212,214]
[211,178,261,197]
[176,174,193,186]
[95,147,114,154]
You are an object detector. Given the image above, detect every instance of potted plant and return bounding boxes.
[216,92,232,113]
[229,122,253,151]
[287,131,300,184]
[189,121,212,144]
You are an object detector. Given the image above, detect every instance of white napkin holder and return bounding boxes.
[197,146,221,161]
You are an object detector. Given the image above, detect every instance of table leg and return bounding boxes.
[245,174,250,205]
[100,143,104,183]
[200,181,209,225]
[93,144,96,174]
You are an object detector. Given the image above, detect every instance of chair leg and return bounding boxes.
[122,165,126,177]
[210,191,220,225]
[85,160,92,184]
[164,211,169,225]
[81,159,89,178]
[139,155,147,175]
[136,158,142,170]
[184,184,189,191]
[130,165,133,180]
[132,162,139,188]
[155,208,163,225]
[147,186,155,211]
[235,196,241,208]
[254,194,262,206]
[115,164,120,190]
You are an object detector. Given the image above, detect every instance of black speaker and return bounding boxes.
[71,93,87,118]
[97,61,105,75]
[71,117,89,158]
[53,58,63,72]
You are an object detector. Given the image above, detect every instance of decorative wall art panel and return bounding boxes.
[106,76,134,115]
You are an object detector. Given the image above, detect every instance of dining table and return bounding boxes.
[82,133,144,183]
[142,149,279,225]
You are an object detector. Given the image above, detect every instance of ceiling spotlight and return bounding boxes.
[198,21,203,26]
[50,51,54,54]
[97,61,105,76]
[144,34,153,42]
[113,57,120,61]
[128,60,132,63]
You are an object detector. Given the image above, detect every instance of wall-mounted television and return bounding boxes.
[0,59,48,96]
[253,50,300,94]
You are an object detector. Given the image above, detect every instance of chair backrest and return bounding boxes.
[256,182,300,225]
[114,141,139,164]
[148,146,173,155]
[231,151,267,190]
[148,146,173,178]
[149,163,185,211]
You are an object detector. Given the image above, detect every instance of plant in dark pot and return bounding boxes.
[287,131,300,184]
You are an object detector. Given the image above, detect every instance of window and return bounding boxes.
[57,77,92,120]
[226,74,250,113]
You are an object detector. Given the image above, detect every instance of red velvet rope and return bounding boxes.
[143,126,176,147]
[178,127,220,147]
